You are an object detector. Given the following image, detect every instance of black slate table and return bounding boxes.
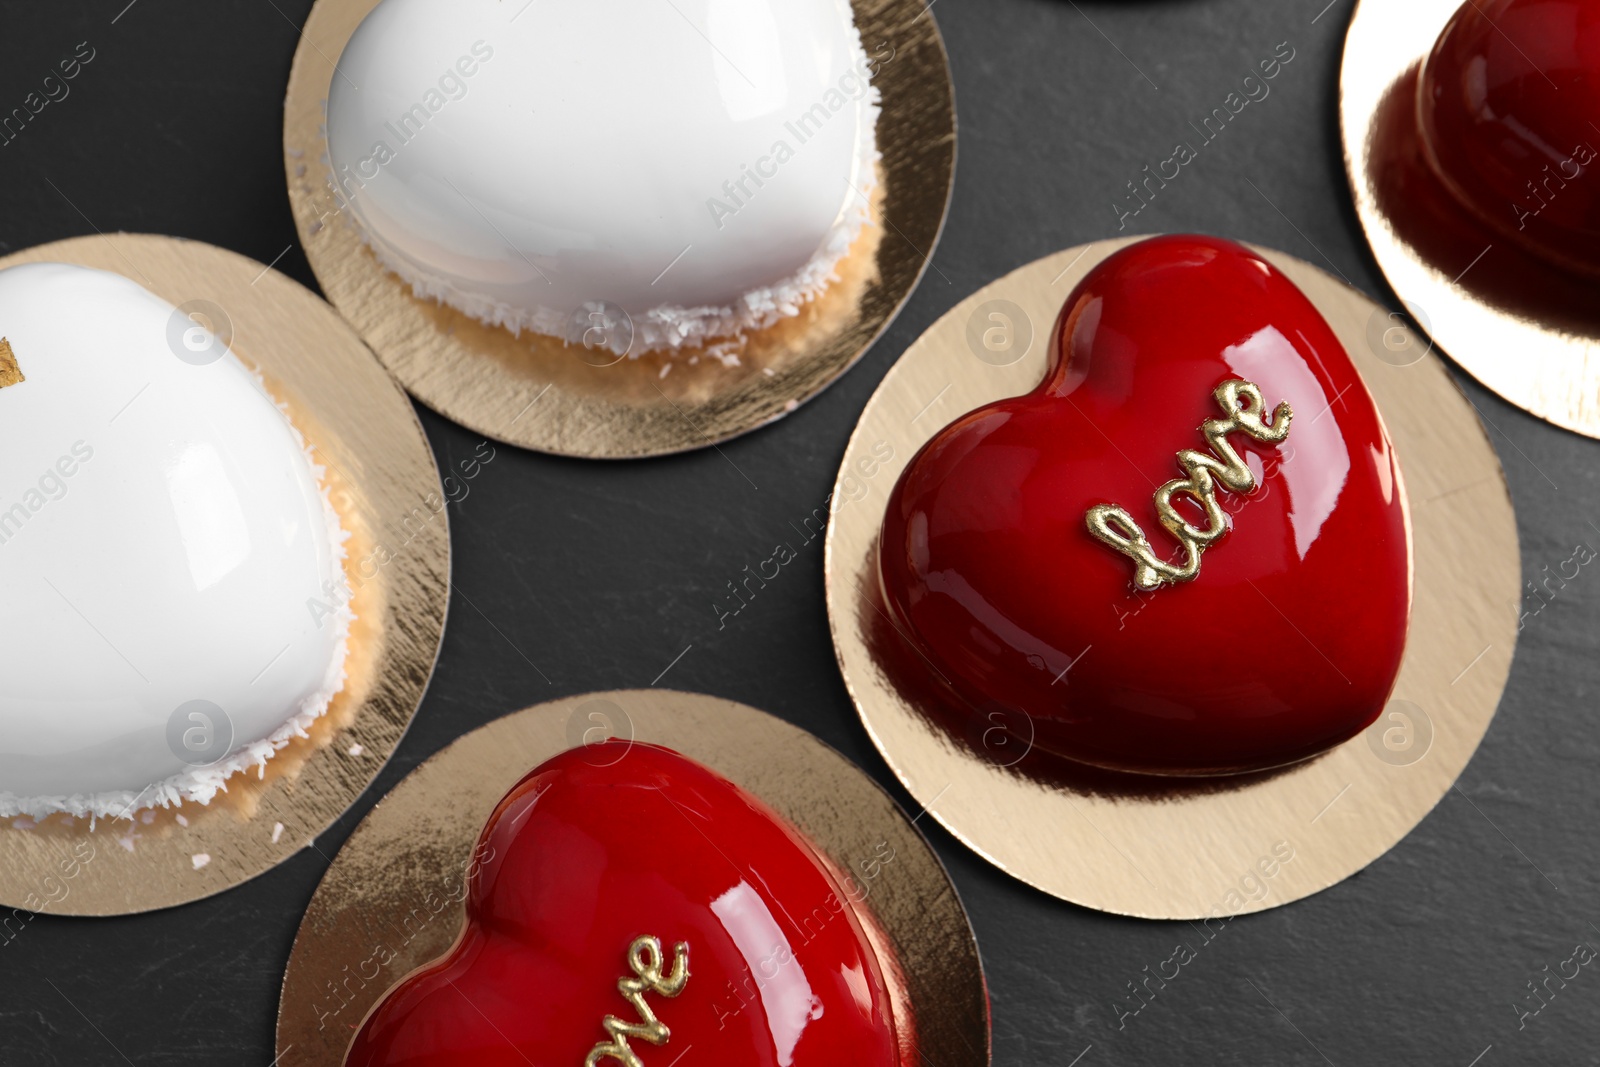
[0,1,1590,1064]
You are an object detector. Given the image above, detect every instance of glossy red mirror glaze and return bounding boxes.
[345,742,907,1067]
[878,236,1412,777]
[1418,0,1600,275]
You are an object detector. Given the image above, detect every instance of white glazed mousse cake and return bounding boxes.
[0,263,352,820]
[325,0,882,356]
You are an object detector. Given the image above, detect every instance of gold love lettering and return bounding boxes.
[1085,379,1292,591]
[585,936,691,1067]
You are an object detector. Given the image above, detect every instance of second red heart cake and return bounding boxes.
[344,742,911,1067]
[879,235,1413,776]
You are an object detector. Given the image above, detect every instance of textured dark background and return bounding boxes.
[0,1,1594,1064]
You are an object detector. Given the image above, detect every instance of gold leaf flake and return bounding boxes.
[0,338,23,389]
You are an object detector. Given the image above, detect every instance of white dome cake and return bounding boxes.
[325,0,882,355]
[0,263,352,820]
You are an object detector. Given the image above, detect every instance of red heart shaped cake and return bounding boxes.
[1418,0,1600,276]
[344,742,911,1066]
[878,235,1412,776]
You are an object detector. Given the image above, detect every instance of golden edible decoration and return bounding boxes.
[1086,379,1292,590]
[586,936,691,1067]
[0,337,23,388]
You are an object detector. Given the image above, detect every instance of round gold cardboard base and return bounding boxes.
[1340,0,1600,438]
[0,234,449,916]
[283,0,956,458]
[824,237,1519,920]
[274,689,990,1066]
